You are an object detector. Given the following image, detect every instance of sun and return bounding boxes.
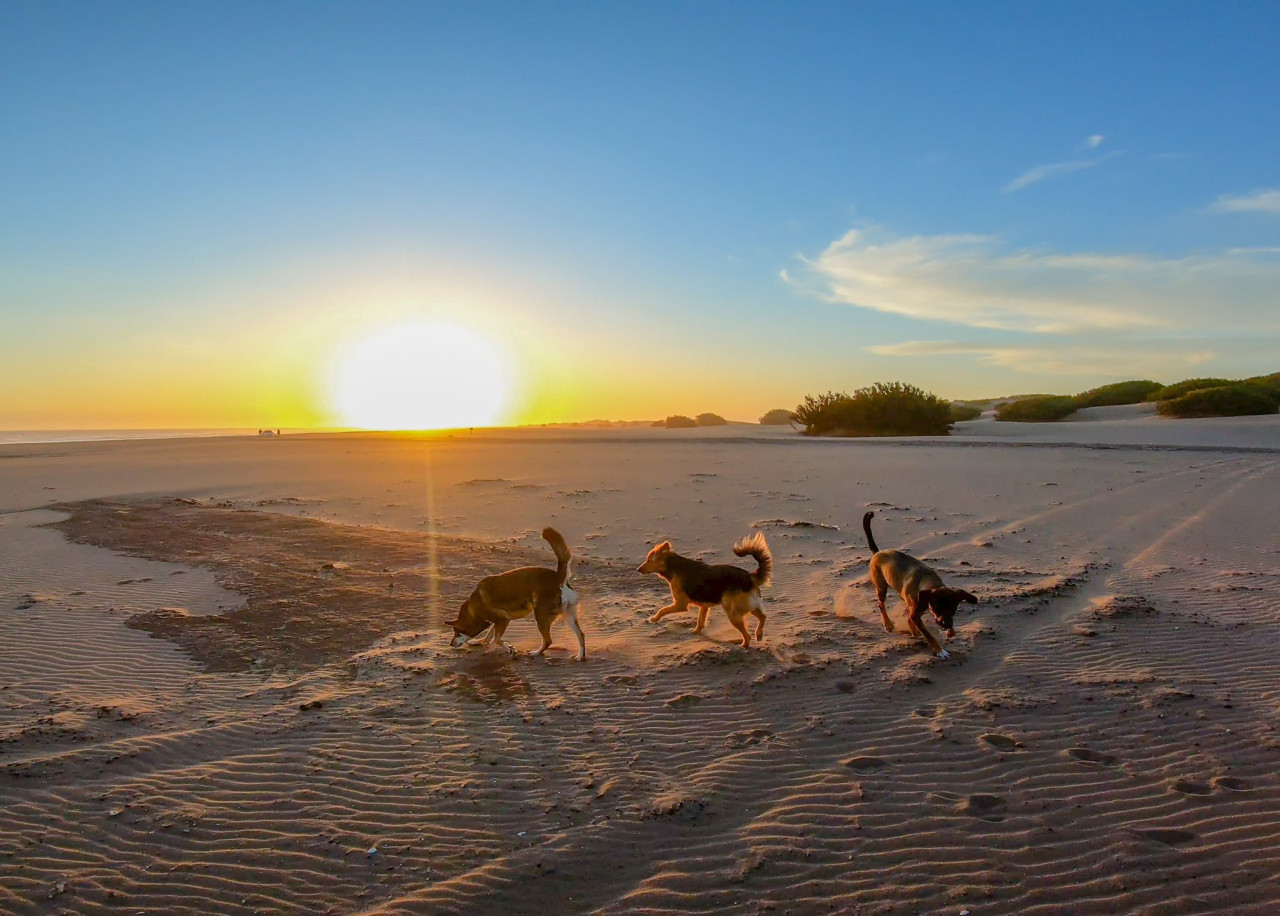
[332,321,508,430]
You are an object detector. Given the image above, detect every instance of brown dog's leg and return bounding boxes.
[870,563,893,632]
[906,605,948,658]
[531,613,554,656]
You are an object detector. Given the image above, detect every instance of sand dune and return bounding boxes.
[2,421,1279,913]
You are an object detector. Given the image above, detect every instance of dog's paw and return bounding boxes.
[647,614,662,624]
[936,649,951,660]
[574,653,586,662]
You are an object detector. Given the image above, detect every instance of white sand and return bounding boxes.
[2,414,1279,913]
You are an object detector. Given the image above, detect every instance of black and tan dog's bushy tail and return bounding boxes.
[862,511,879,553]
[734,530,773,589]
[542,527,572,586]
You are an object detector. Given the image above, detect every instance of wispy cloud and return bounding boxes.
[1003,150,1119,194]
[867,340,1215,376]
[1084,134,1105,149]
[1210,188,1280,214]
[794,227,1280,334]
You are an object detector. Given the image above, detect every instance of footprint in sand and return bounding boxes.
[726,728,773,747]
[665,693,703,709]
[1212,776,1252,792]
[912,705,938,718]
[979,733,1024,751]
[1137,827,1197,846]
[1065,747,1117,766]
[842,755,888,772]
[1169,779,1212,796]
[959,794,1007,821]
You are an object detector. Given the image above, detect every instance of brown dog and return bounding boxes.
[863,511,976,659]
[638,532,772,647]
[446,527,585,660]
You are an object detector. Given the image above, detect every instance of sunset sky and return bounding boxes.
[3,2,1278,429]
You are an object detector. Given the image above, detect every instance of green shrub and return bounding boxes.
[658,415,698,428]
[758,408,795,425]
[1240,372,1280,404]
[1156,385,1279,418]
[1149,378,1235,401]
[994,395,1080,422]
[949,403,983,422]
[792,383,952,436]
[1074,380,1163,407]
[695,412,728,427]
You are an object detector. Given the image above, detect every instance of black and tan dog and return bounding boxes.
[863,511,976,659]
[446,527,585,660]
[639,532,772,647]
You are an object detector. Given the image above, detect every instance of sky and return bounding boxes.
[2,1,1278,428]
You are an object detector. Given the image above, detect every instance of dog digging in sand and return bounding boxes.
[639,531,772,647]
[446,527,585,661]
[863,511,976,659]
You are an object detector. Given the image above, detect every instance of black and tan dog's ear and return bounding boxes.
[958,590,978,605]
[915,588,934,609]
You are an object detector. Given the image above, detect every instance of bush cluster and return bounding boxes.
[1148,378,1234,401]
[758,408,795,426]
[792,383,952,437]
[696,412,728,427]
[949,403,983,422]
[654,415,698,429]
[1157,385,1279,418]
[994,395,1079,423]
[1074,380,1163,407]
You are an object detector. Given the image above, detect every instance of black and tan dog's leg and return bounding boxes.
[723,593,753,647]
[749,596,766,642]
[649,596,688,624]
[691,604,712,634]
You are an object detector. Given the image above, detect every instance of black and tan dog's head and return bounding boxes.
[445,592,492,647]
[638,541,674,576]
[917,587,978,637]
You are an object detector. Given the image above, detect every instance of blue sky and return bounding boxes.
[2,1,1278,426]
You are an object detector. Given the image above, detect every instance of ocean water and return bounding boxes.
[0,429,269,445]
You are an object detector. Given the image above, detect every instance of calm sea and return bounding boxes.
[0,429,271,445]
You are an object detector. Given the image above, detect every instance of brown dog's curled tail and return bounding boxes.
[542,527,572,586]
[862,511,879,553]
[734,530,773,589]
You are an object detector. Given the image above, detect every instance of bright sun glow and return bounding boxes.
[333,322,508,430]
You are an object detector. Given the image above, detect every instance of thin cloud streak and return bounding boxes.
[797,227,1280,334]
[1211,188,1280,214]
[1003,150,1119,193]
[867,340,1216,376]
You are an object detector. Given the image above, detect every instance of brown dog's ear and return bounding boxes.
[958,590,978,605]
[660,541,673,551]
[445,618,460,629]
[915,588,933,610]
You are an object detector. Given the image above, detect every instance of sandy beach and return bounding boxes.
[3,416,1280,914]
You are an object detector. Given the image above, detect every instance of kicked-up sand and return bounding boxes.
[2,416,1280,914]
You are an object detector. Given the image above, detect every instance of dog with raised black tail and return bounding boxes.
[863,511,976,659]
[639,531,772,647]
[447,527,585,660]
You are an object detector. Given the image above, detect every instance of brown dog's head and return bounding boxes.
[445,593,492,648]
[917,587,978,638]
[638,541,674,575]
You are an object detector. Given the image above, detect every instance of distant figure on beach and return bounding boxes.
[257,429,277,438]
